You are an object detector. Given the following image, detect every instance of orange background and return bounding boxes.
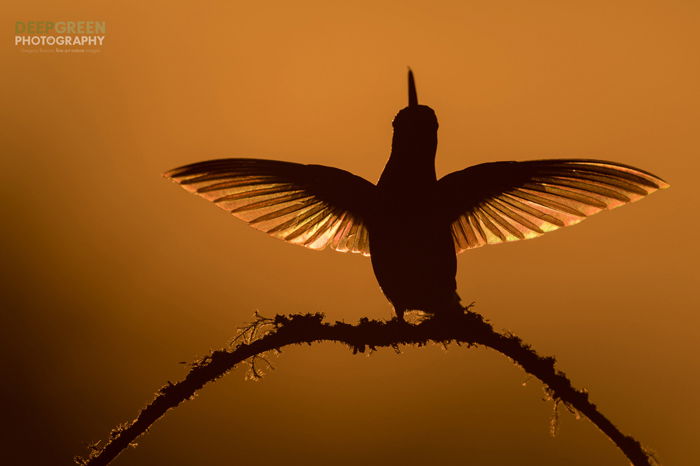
[3,1,698,465]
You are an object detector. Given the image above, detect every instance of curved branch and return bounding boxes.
[75,311,655,466]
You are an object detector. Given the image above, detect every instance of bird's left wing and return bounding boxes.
[437,159,668,253]
[165,159,375,255]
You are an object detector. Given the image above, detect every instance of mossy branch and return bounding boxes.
[75,311,655,466]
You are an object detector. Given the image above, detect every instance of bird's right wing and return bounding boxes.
[437,159,668,253]
[165,158,376,255]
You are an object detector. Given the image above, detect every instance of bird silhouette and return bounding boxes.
[165,70,668,320]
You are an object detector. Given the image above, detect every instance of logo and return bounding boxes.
[14,21,106,54]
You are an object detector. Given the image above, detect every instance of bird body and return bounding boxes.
[370,100,461,318]
[368,201,460,319]
[165,71,668,320]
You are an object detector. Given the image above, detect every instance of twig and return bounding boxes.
[75,311,655,466]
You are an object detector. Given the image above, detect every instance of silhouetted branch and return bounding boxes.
[75,311,655,466]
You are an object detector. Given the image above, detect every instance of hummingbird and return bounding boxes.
[165,70,668,320]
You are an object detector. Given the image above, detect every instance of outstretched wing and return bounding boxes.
[438,159,669,253]
[165,159,376,255]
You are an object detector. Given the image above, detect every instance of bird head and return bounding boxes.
[392,69,439,131]
[390,70,438,156]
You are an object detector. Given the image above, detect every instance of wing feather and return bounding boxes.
[439,159,668,253]
[165,158,375,255]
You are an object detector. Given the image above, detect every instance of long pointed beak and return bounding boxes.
[408,68,418,107]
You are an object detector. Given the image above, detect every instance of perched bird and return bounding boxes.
[165,70,668,320]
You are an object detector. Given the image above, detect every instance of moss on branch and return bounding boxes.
[75,311,655,466]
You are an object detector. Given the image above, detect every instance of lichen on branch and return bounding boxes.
[75,311,656,466]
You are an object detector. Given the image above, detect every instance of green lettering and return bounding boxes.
[94,21,106,34]
[15,21,25,33]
